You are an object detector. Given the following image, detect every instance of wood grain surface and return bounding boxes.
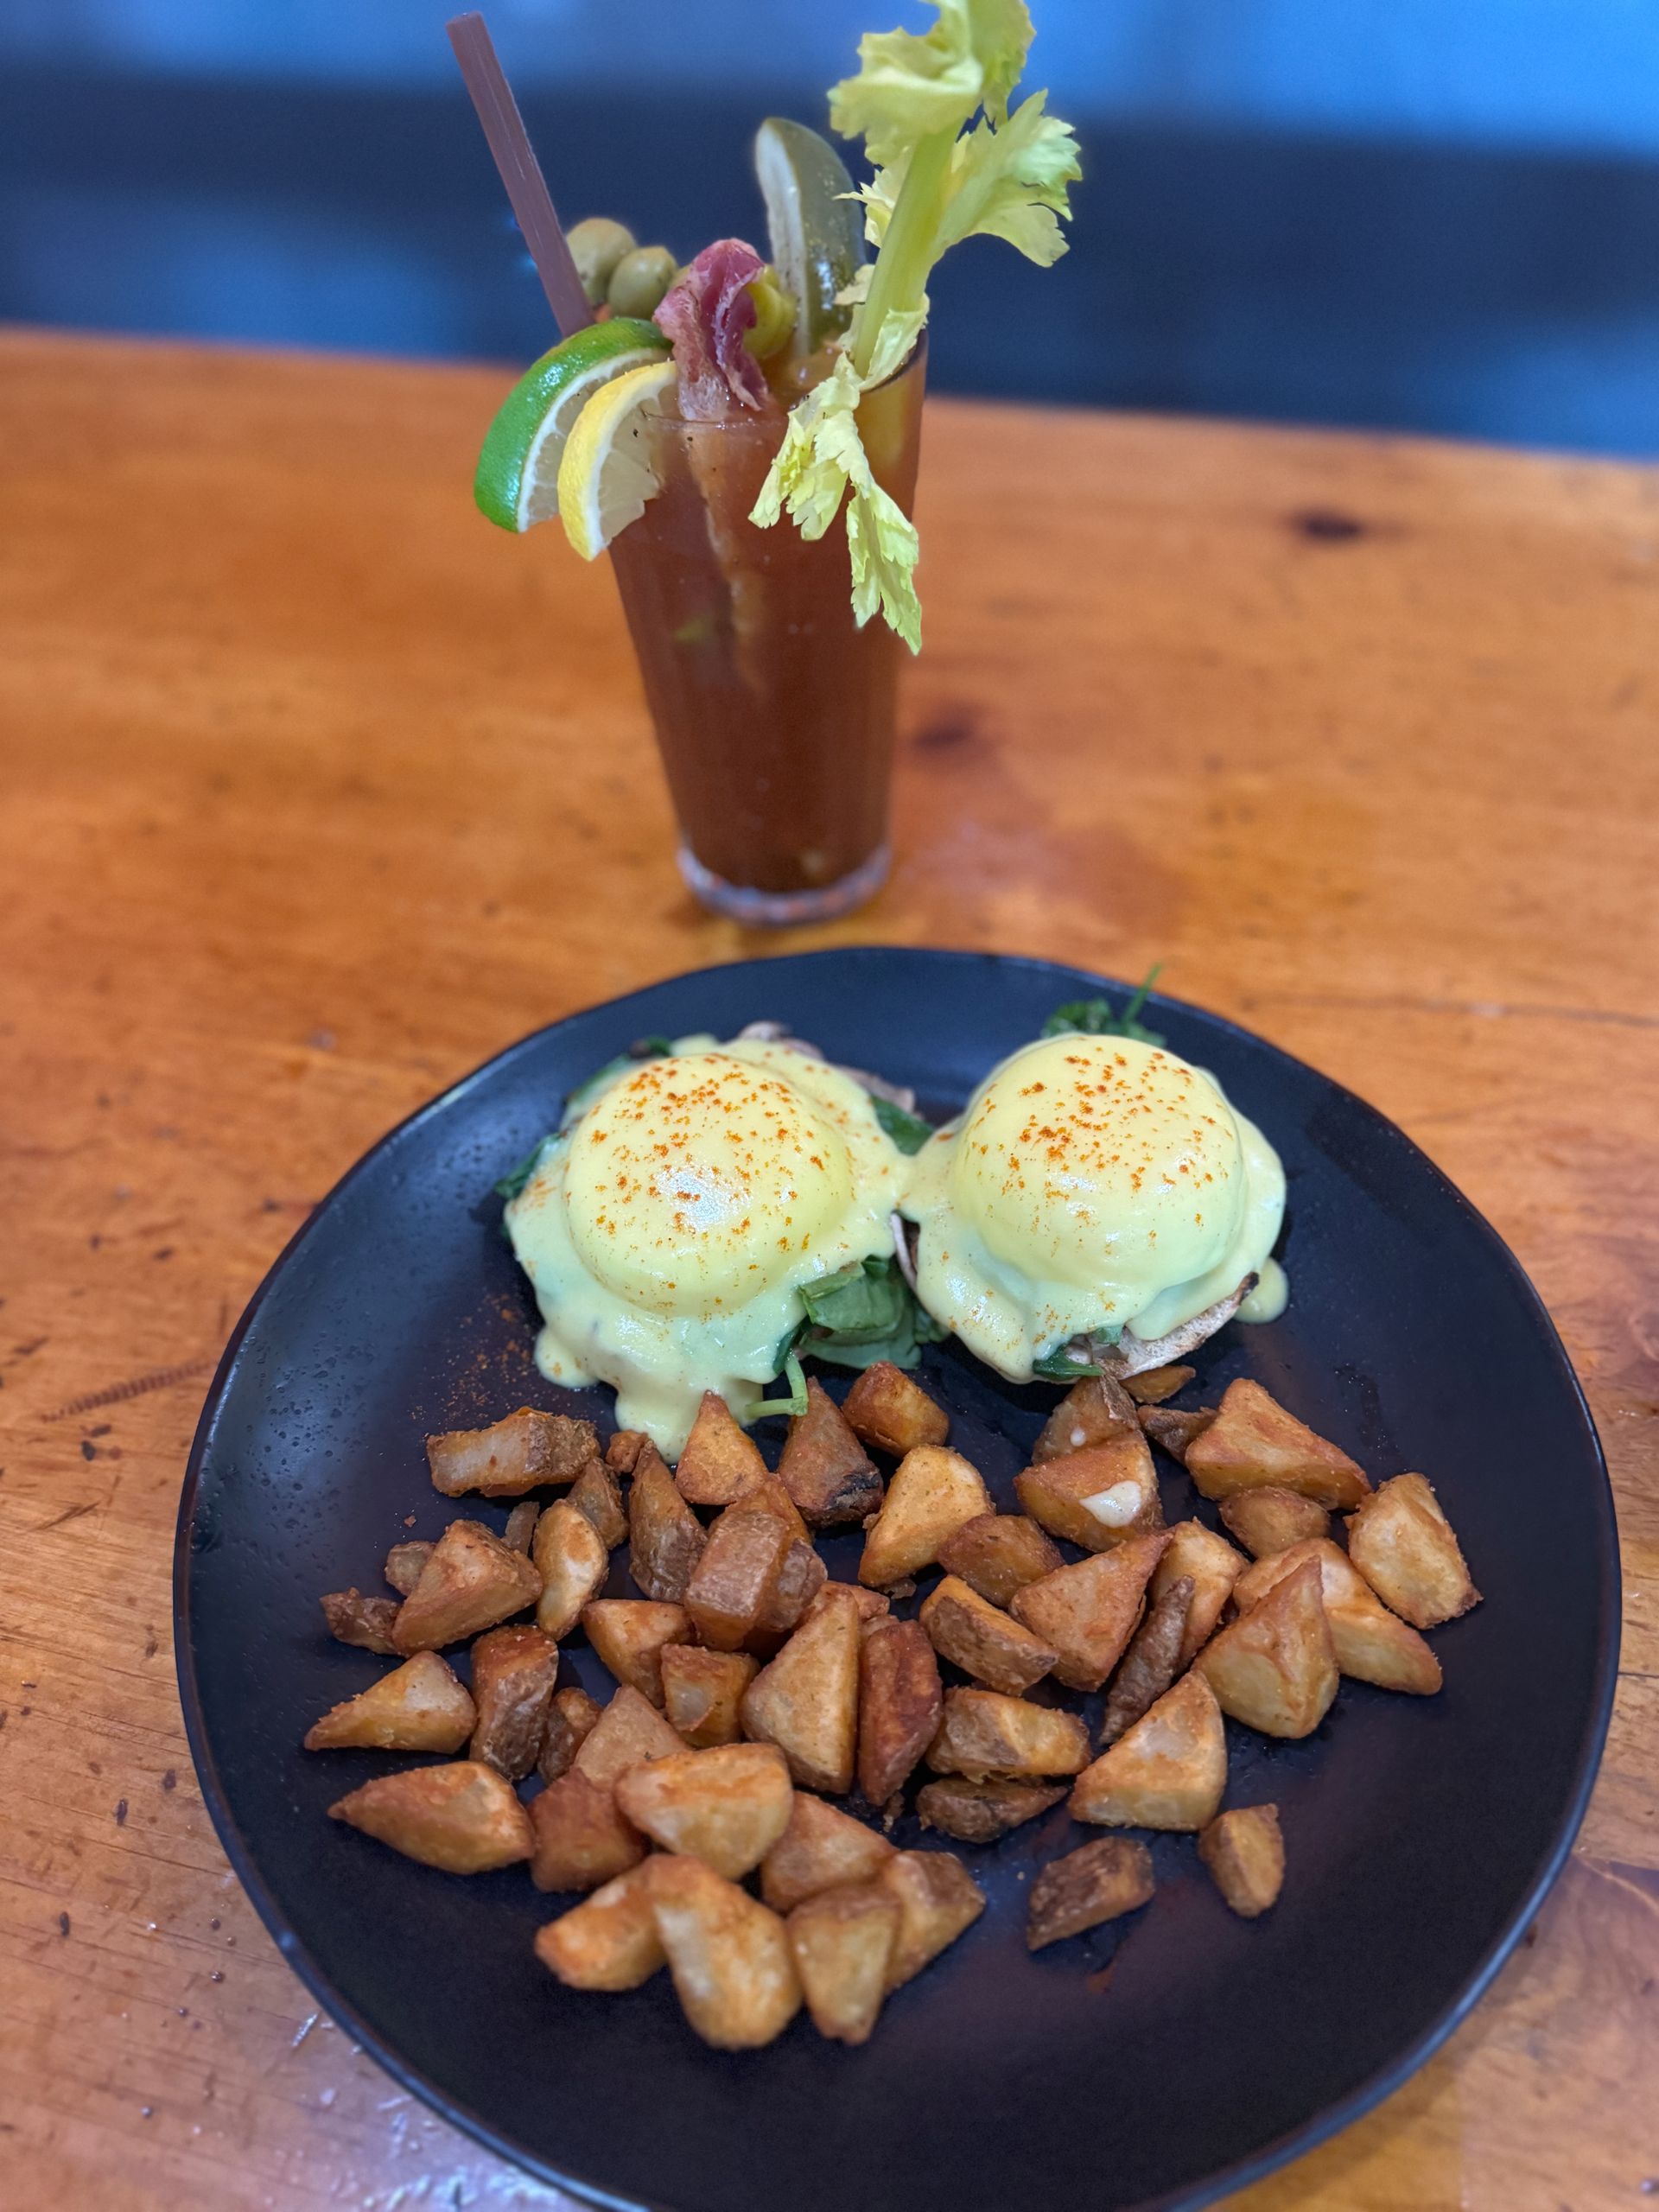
[1,331,1654,2210]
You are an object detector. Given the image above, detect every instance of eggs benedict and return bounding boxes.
[900,1033,1287,1383]
[505,1037,906,1456]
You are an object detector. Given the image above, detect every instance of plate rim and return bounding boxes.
[174,944,1621,2212]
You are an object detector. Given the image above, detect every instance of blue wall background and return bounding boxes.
[6,0,1659,454]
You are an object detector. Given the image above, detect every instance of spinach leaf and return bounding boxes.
[872,1095,935,1154]
[1032,1325,1122,1382]
[493,1139,549,1203]
[1040,964,1165,1046]
[745,1348,810,1423]
[795,1255,944,1372]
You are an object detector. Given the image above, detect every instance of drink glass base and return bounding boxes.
[677,842,891,926]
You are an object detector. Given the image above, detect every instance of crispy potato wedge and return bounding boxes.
[684,1507,821,1655]
[1071,1669,1226,1830]
[925,1689,1090,1780]
[760,1790,896,1912]
[534,1863,664,1990]
[1027,1836,1154,1950]
[660,1645,758,1748]
[674,1389,769,1508]
[606,1429,648,1475]
[1151,1520,1249,1666]
[840,1361,950,1459]
[529,1769,645,1892]
[615,1742,793,1878]
[1345,1471,1480,1630]
[1100,1574,1192,1746]
[728,1474,810,1544]
[330,1760,532,1872]
[568,1458,627,1550]
[759,1537,830,1648]
[1010,1529,1170,1692]
[531,1500,609,1639]
[1186,1378,1370,1510]
[820,1580,891,1626]
[787,1881,900,2045]
[305,1650,475,1753]
[645,1854,802,2049]
[1123,1363,1196,1406]
[921,1574,1058,1695]
[1137,1404,1217,1465]
[537,1684,602,1783]
[936,1513,1064,1610]
[880,1850,986,1986]
[468,1623,560,1779]
[1015,1431,1162,1553]
[857,1618,944,1804]
[628,1443,708,1604]
[581,1599,690,1706]
[321,1589,401,1656]
[1235,1538,1442,1694]
[741,1584,861,1793]
[1197,1556,1338,1737]
[1033,1373,1138,1462]
[916,1776,1066,1844]
[1199,1803,1284,1917]
[392,1519,542,1653]
[502,1500,541,1555]
[779,1380,883,1529]
[859,1446,992,1588]
[1219,1486,1331,1557]
[385,1540,434,1597]
[426,1408,597,1497]
[574,1682,685,1787]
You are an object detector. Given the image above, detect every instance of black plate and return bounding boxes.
[175,949,1618,2212]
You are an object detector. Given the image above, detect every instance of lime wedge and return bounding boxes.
[556,359,678,562]
[474,317,671,533]
[754,117,866,355]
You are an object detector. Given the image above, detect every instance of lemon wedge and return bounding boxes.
[557,359,678,562]
[473,319,670,534]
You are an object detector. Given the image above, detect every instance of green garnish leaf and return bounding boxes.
[1040,966,1165,1045]
[872,1095,934,1154]
[493,1139,549,1203]
[794,1254,944,1371]
[746,1348,810,1423]
[1033,1324,1122,1382]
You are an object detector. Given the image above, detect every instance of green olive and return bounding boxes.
[566,217,637,307]
[742,267,798,360]
[607,245,679,320]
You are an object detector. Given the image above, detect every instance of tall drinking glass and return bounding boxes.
[607,346,925,925]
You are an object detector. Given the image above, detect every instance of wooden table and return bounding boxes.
[1,330,1654,2210]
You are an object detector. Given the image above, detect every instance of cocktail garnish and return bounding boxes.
[654,241,774,421]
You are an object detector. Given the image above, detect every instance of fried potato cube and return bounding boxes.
[760,1538,830,1649]
[1345,1472,1480,1630]
[916,1776,1066,1843]
[920,1574,1058,1694]
[330,1760,532,1872]
[857,1618,943,1803]
[1071,1669,1226,1830]
[529,1770,645,1892]
[582,1599,690,1706]
[1123,1363,1196,1406]
[1199,1803,1284,1917]
[392,1519,542,1653]
[628,1443,708,1604]
[606,1429,648,1475]
[1197,1556,1338,1737]
[468,1623,560,1779]
[385,1540,434,1596]
[534,1864,664,1991]
[321,1589,401,1655]
[426,1408,598,1497]
[760,1790,896,1913]
[645,1854,802,2049]
[304,1650,475,1753]
[531,1499,608,1639]
[879,1850,985,1986]
[1219,1486,1331,1558]
[574,1682,685,1787]
[1185,1378,1370,1510]
[1234,1538,1442,1694]
[859,1446,992,1587]
[674,1389,769,1508]
[840,1361,950,1459]
[1033,1374,1138,1463]
[1015,1431,1162,1553]
[728,1474,810,1544]
[615,1743,794,1878]
[779,1380,884,1529]
[925,1689,1090,1780]
[1009,1529,1171,1692]
[537,1684,601,1783]
[936,1513,1064,1609]
[1027,1836,1154,1951]
[684,1507,796,1653]
[1100,1574,1192,1746]
[788,1883,900,2044]
[503,1500,541,1554]
[741,1585,861,1793]
[568,1458,627,1550]
[1137,1404,1217,1465]
[660,1645,758,1748]
[1151,1519,1249,1666]
[819,1580,891,1625]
